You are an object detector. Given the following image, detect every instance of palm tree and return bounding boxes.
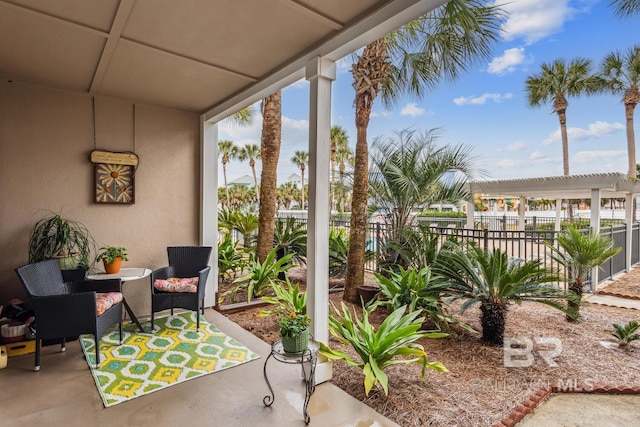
[218,140,239,206]
[335,143,354,212]
[276,182,298,210]
[610,0,640,17]
[290,150,309,209]
[330,126,349,211]
[525,58,601,176]
[598,45,640,179]
[369,128,479,232]
[344,0,504,303]
[437,244,576,346]
[238,144,262,200]
[256,91,282,263]
[547,225,621,321]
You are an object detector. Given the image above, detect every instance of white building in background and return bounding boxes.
[227,174,258,187]
[287,173,307,187]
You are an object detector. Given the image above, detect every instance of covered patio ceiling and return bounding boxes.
[0,0,446,119]
[470,173,640,200]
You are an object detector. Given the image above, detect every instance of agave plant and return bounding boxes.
[373,266,474,334]
[319,303,448,396]
[217,233,246,282]
[228,248,293,303]
[438,243,578,346]
[258,280,307,317]
[612,321,640,347]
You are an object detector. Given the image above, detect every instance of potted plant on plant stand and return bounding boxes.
[28,212,96,270]
[95,246,128,274]
[259,281,311,354]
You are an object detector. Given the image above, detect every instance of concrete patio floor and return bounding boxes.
[0,309,399,427]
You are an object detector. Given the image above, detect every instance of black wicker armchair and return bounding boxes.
[151,246,212,330]
[15,259,123,371]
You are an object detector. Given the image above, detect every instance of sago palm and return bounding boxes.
[438,244,576,346]
[598,45,640,179]
[344,0,504,303]
[547,225,621,321]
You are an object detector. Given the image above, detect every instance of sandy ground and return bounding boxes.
[221,267,640,427]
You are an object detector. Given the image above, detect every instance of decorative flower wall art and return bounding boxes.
[91,150,139,204]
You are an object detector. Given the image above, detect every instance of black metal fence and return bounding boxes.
[229,216,639,290]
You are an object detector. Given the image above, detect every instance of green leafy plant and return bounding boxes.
[228,248,294,303]
[278,311,311,338]
[328,227,374,278]
[612,321,640,347]
[29,213,96,268]
[259,281,307,317]
[547,224,621,321]
[95,246,129,264]
[217,234,247,282]
[273,217,307,265]
[373,266,474,334]
[438,243,578,346]
[319,303,448,396]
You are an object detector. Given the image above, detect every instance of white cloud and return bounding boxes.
[530,151,545,160]
[400,103,426,117]
[488,47,527,75]
[282,116,309,130]
[371,110,391,118]
[541,121,625,146]
[574,150,626,164]
[507,141,526,152]
[453,93,512,105]
[492,0,591,45]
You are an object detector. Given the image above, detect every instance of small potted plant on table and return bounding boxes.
[96,246,128,274]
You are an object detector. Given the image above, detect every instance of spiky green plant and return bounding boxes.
[228,248,293,303]
[217,234,246,282]
[612,320,640,347]
[319,303,448,396]
[548,225,621,321]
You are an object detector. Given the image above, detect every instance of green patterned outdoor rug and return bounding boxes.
[80,311,260,407]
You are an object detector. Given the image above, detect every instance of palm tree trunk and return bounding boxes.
[223,162,230,207]
[626,102,636,179]
[250,159,260,203]
[344,38,390,303]
[558,109,573,220]
[256,91,282,263]
[567,279,583,322]
[480,300,507,346]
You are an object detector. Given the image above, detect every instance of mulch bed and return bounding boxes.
[221,267,640,427]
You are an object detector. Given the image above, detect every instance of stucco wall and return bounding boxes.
[0,81,201,318]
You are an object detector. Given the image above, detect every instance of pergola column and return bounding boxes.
[305,56,335,383]
[555,199,562,232]
[590,188,601,290]
[201,119,218,307]
[625,193,633,272]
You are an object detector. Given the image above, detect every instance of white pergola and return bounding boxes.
[468,173,640,285]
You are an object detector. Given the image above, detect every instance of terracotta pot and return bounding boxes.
[103,257,123,274]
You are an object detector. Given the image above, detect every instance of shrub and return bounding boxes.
[228,248,293,303]
[612,321,640,347]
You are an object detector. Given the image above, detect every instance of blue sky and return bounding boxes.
[219,0,639,186]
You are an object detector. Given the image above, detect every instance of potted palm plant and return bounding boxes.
[95,246,128,274]
[28,213,95,270]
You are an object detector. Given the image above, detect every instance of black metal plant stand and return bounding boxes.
[263,339,319,424]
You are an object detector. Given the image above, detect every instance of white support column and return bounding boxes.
[201,118,218,307]
[590,188,601,290]
[555,199,562,232]
[625,193,633,272]
[518,196,526,231]
[466,200,475,229]
[306,57,335,383]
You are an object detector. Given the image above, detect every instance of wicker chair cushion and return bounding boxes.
[154,277,198,293]
[96,292,123,316]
